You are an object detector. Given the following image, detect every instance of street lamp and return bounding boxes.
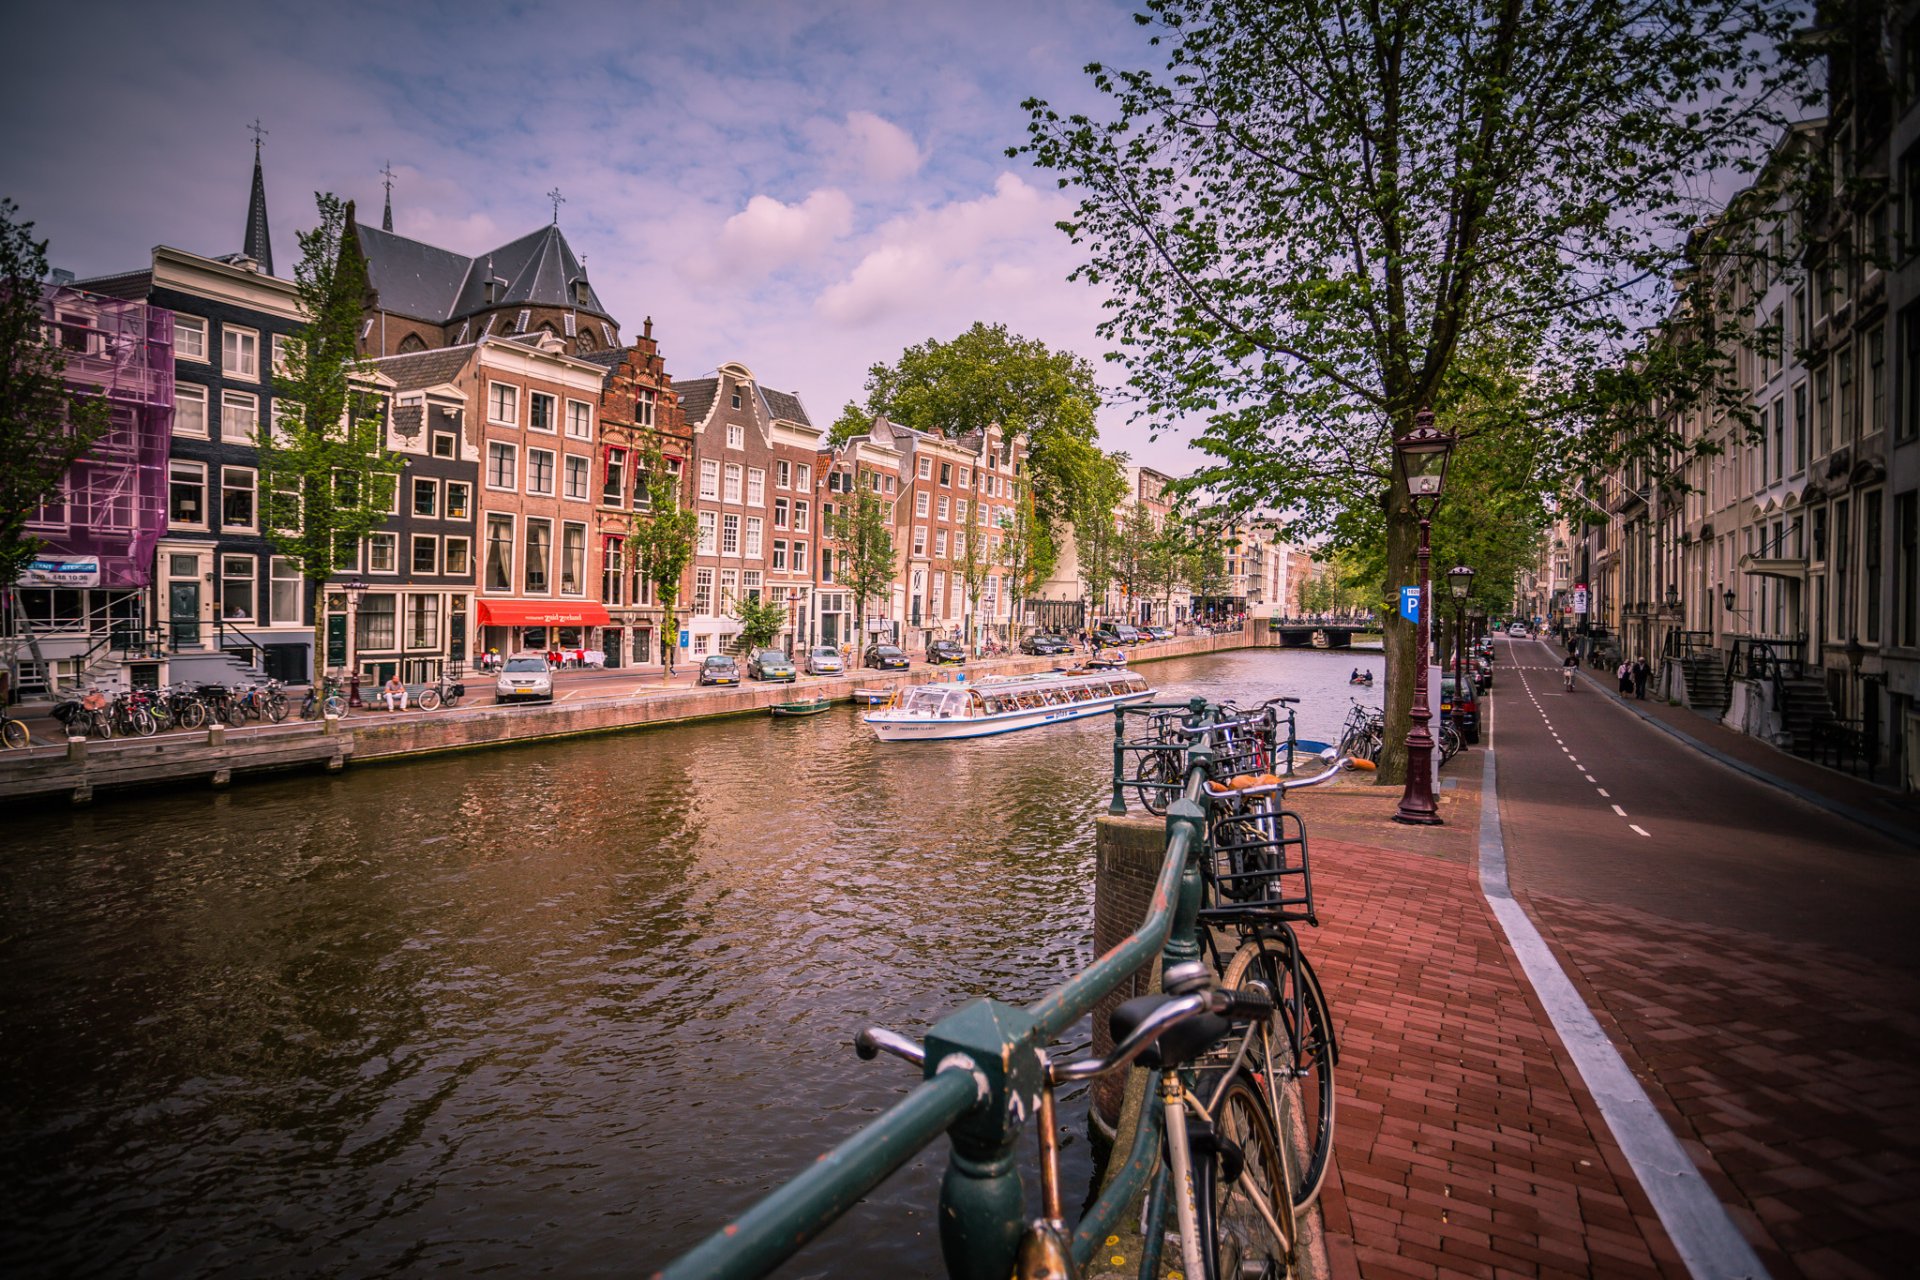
[1393,409,1456,826]
[1447,565,1474,754]
[1722,586,1737,613]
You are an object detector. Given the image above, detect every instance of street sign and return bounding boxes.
[1398,585,1421,624]
[1573,584,1589,614]
[678,629,690,648]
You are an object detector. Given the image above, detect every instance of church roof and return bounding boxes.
[356,222,613,327]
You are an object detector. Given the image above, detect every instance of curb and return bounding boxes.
[1568,664,1918,853]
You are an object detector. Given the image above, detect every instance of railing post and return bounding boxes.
[923,999,1041,1280]
[1163,797,1208,970]
[1108,704,1128,816]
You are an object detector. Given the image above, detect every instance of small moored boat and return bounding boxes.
[770,696,832,717]
[865,669,1153,741]
[1085,647,1129,670]
[851,685,895,706]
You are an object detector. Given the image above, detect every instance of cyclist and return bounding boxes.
[1562,649,1578,691]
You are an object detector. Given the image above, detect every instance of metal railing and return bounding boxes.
[659,698,1236,1280]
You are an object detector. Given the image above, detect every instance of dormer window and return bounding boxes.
[731,391,743,410]
[573,280,590,306]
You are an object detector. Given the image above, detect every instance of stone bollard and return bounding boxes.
[207,724,225,748]
[66,735,87,763]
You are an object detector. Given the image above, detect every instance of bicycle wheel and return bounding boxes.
[180,700,207,730]
[222,701,246,728]
[2,718,28,749]
[1135,746,1178,815]
[322,695,346,718]
[1222,935,1337,1209]
[132,706,158,737]
[1207,1073,1296,1280]
[417,688,442,712]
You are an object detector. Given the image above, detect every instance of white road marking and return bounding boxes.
[1597,788,1610,797]
[1630,824,1652,837]
[1585,775,1597,783]
[1611,803,1628,817]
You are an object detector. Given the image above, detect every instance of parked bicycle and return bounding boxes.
[51,688,114,739]
[2,705,29,749]
[300,674,348,720]
[416,671,467,711]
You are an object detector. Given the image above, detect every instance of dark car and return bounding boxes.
[747,649,798,682]
[1471,655,1493,690]
[863,643,909,670]
[1020,632,1074,656]
[926,639,966,665]
[1440,675,1480,744]
[1090,623,1140,646]
[697,655,741,686]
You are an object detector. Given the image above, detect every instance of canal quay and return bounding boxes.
[1,647,1378,1278]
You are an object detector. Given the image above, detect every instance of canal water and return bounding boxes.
[2,646,1378,1278]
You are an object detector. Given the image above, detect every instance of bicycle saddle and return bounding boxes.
[1108,994,1229,1070]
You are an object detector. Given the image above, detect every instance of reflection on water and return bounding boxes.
[0,648,1375,1277]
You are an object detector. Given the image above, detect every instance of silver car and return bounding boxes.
[495,653,554,703]
[806,645,844,676]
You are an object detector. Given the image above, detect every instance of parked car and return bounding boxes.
[748,649,798,682]
[863,643,909,670]
[805,645,844,676]
[1507,623,1528,638]
[495,654,554,704]
[1020,632,1074,656]
[1091,622,1142,646]
[926,638,966,665]
[1471,656,1493,690]
[1145,625,1175,641]
[1439,675,1480,743]
[697,655,741,686]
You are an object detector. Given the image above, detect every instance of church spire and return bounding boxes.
[380,161,395,232]
[243,119,274,275]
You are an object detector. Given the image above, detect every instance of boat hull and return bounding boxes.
[864,689,1153,741]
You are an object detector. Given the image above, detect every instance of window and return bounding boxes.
[934,529,948,558]
[956,499,968,523]
[525,519,552,593]
[529,391,556,433]
[913,526,928,556]
[722,513,740,554]
[747,467,765,506]
[603,446,628,506]
[175,315,207,362]
[918,457,933,480]
[1794,382,1810,473]
[220,555,255,619]
[772,539,788,571]
[1897,491,1918,647]
[444,536,472,577]
[796,464,811,490]
[271,334,291,377]
[693,632,711,655]
[487,441,518,489]
[270,487,301,535]
[637,388,656,427]
[916,492,930,517]
[221,466,256,531]
[719,568,739,610]
[527,448,556,496]
[724,463,743,503]
[561,523,586,594]
[933,571,946,611]
[1903,304,1920,442]
[1816,367,1832,456]
[791,542,807,575]
[485,515,514,591]
[221,326,258,379]
[357,593,396,651]
[700,460,720,499]
[176,383,208,438]
[744,516,763,557]
[697,510,717,554]
[1865,490,1884,642]
[270,556,302,624]
[220,390,258,444]
[939,462,953,486]
[959,467,972,488]
[565,455,590,501]
[821,548,835,583]
[1770,396,1785,484]
[1869,325,1887,435]
[794,500,809,533]
[694,567,714,616]
[444,482,471,522]
[937,495,950,521]
[367,531,399,574]
[777,460,791,488]
[742,570,762,600]
[413,478,439,518]
[774,497,790,528]
[407,594,440,649]
[432,429,458,459]
[1839,345,1856,444]
[489,382,517,425]
[603,535,625,605]
[168,461,206,527]
[727,423,745,449]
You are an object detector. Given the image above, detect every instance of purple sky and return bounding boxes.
[4,0,1205,474]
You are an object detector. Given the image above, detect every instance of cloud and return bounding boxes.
[699,189,855,279]
[839,111,923,183]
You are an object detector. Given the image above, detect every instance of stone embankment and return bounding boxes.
[1,630,1261,805]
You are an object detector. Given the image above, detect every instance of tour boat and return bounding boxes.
[864,669,1154,742]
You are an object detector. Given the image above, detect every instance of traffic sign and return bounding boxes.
[1399,585,1421,623]
[1573,584,1589,614]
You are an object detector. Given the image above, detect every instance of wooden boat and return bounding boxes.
[770,696,832,717]
[1084,647,1129,670]
[850,685,895,706]
[864,669,1153,742]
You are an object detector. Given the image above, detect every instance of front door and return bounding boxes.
[164,550,207,647]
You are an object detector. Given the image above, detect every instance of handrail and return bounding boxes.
[657,702,1231,1280]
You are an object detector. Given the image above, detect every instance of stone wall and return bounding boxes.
[1089,813,1171,1129]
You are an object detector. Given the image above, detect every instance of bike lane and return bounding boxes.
[1488,637,1920,1279]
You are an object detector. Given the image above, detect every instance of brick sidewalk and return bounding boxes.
[1290,772,1688,1280]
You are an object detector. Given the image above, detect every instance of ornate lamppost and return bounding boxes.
[1394,410,1456,826]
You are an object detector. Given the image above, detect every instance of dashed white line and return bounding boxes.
[1611,803,1628,817]
[1584,774,1597,783]
[1597,788,1610,797]
[1629,824,1652,837]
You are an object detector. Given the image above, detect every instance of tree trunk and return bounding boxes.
[1377,487,1419,787]
[311,580,326,686]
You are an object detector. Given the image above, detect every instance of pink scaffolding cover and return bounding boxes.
[23,285,174,589]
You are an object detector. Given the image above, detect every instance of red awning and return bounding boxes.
[476,600,612,627]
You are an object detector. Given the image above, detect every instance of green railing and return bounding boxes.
[657,698,1231,1280]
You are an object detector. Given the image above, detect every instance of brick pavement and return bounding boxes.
[1288,772,1689,1280]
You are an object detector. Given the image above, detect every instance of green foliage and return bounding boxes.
[846,321,1102,532]
[260,194,405,671]
[0,200,113,586]
[1114,500,1158,613]
[731,592,788,652]
[996,487,1051,626]
[1182,533,1230,609]
[829,483,897,636]
[629,441,699,669]
[1073,452,1128,610]
[1297,549,1379,616]
[827,400,873,448]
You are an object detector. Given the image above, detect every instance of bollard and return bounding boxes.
[1108,705,1128,816]
[207,724,225,748]
[66,735,87,763]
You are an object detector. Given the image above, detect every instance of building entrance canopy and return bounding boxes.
[476,600,611,628]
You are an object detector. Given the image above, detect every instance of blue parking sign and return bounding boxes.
[1399,586,1421,623]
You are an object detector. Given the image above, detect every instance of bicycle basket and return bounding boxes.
[1200,804,1316,925]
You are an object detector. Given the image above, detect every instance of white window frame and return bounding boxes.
[488,381,518,426]
[916,491,930,517]
[777,460,791,489]
[220,390,259,445]
[564,454,590,501]
[367,531,400,575]
[959,467,972,488]
[405,593,441,651]
[221,325,259,381]
[727,423,745,449]
[700,459,720,499]
[565,399,592,439]
[796,464,811,490]
[484,514,516,593]
[747,467,765,506]
[526,446,557,497]
[793,500,809,534]
[724,463,743,504]
[772,539,788,571]
[698,510,717,554]
[956,499,968,523]
[792,541,807,574]
[486,440,518,491]
[937,495,950,521]
[174,382,208,438]
[444,535,473,578]
[412,476,440,518]
[913,526,927,556]
[174,314,208,363]
[918,456,933,480]
[935,529,948,558]
[169,460,208,530]
[694,567,715,616]
[220,554,256,619]
[722,512,740,555]
[745,516,763,558]
[411,533,440,577]
[445,481,472,522]
[528,390,558,434]
[220,465,258,533]
[524,517,553,595]
[560,521,589,596]
[269,555,303,625]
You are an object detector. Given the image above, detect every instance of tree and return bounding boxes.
[842,322,1103,535]
[1073,451,1128,620]
[731,592,788,652]
[996,487,1049,637]
[260,195,404,681]
[1183,533,1230,621]
[1019,0,1802,782]
[1113,500,1159,624]
[629,442,698,677]
[829,483,896,647]
[0,200,113,588]
[1147,519,1189,627]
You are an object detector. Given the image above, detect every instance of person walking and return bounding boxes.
[1616,660,1632,695]
[1632,657,1650,700]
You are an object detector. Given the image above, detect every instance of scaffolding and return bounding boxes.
[23,285,174,589]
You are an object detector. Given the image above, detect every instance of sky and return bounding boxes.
[2,0,1202,474]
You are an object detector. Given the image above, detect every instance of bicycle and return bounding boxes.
[1335,700,1383,763]
[860,958,1295,1280]
[2,705,28,749]
[416,671,467,711]
[300,673,348,720]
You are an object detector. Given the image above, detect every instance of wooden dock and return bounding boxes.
[0,721,353,804]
